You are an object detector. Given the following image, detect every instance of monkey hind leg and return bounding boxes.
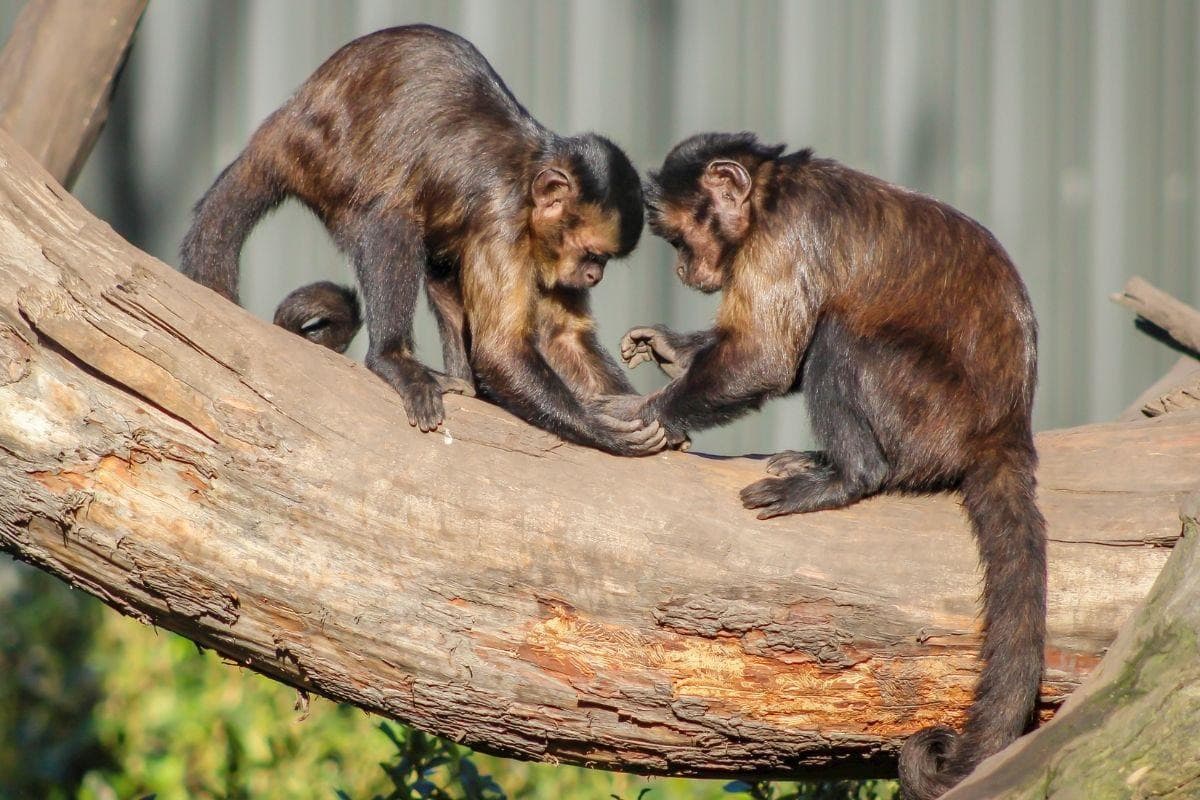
[743,319,889,519]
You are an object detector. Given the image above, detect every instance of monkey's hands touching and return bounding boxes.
[619,326,702,379]
[588,406,671,456]
[590,394,691,452]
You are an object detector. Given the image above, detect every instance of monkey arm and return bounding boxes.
[540,327,636,397]
[644,328,798,435]
[471,338,662,455]
[462,257,663,455]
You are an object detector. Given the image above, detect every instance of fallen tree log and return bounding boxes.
[0,129,1197,779]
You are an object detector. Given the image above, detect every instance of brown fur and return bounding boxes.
[627,132,1045,798]
[182,26,661,454]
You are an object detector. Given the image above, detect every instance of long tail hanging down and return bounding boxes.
[898,447,1047,799]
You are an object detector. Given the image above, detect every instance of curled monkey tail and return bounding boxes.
[899,444,1047,799]
[180,151,285,304]
[273,280,362,354]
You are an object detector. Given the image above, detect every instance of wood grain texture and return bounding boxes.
[0,0,147,188]
[0,129,1196,778]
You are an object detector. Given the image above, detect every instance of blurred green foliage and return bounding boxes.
[0,562,897,800]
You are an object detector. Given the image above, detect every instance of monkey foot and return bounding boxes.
[740,464,851,519]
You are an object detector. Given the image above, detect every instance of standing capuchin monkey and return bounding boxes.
[181,25,666,456]
[611,133,1046,799]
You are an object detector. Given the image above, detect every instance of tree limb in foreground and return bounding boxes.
[944,500,1200,800]
[1,129,1198,778]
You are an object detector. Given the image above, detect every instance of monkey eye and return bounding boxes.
[583,251,610,267]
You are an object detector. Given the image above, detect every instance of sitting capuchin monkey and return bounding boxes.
[182,25,665,456]
[609,132,1046,799]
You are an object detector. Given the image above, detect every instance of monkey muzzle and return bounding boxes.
[583,264,605,287]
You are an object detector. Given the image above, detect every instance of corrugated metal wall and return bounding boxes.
[7,0,1197,455]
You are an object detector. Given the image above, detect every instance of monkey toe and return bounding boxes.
[740,477,788,509]
[740,476,814,519]
[765,450,827,477]
[398,384,445,432]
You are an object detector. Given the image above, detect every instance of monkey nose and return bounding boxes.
[585,265,604,286]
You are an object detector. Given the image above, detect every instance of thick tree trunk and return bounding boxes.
[944,502,1200,799]
[0,130,1196,778]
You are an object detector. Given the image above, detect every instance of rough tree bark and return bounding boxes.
[1,129,1198,780]
[0,0,147,189]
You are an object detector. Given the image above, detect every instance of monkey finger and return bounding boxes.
[616,418,662,446]
[627,424,668,454]
[627,351,651,370]
[597,413,646,433]
[621,329,656,355]
[621,339,651,363]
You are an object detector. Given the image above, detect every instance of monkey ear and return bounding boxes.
[532,167,575,218]
[702,160,752,204]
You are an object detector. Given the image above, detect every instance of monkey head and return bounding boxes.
[273,280,362,354]
[529,134,643,292]
[645,132,785,293]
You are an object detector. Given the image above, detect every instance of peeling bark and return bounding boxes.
[0,129,1197,778]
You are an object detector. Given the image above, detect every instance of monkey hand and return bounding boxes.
[367,353,455,433]
[620,326,687,379]
[589,393,691,452]
[594,412,670,457]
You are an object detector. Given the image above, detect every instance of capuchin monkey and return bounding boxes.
[182,25,664,456]
[611,132,1046,799]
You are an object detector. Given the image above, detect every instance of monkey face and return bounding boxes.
[530,167,625,291]
[655,223,727,294]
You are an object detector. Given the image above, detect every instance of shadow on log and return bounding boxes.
[0,128,1198,778]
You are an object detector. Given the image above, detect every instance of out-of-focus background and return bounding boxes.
[1,1,1196,798]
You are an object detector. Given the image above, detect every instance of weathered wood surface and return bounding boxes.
[1,129,1197,778]
[944,502,1200,799]
[0,0,147,188]
[1119,355,1200,421]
